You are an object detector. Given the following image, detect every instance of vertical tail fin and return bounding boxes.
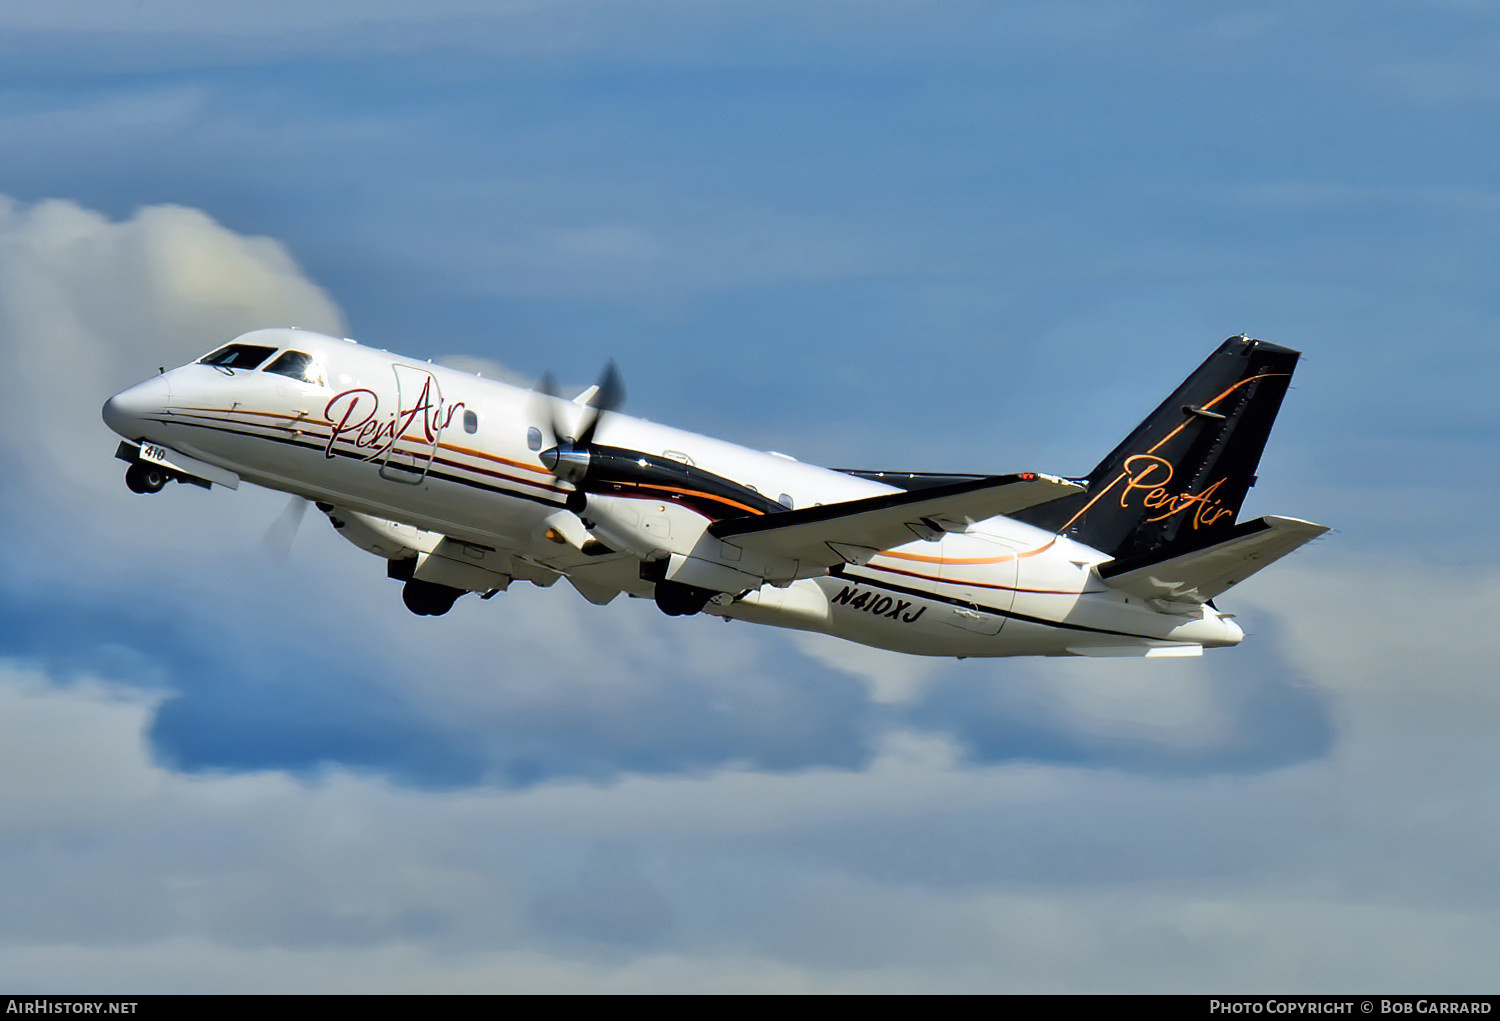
[1013,335,1301,561]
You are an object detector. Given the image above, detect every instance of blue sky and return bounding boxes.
[0,0,1496,992]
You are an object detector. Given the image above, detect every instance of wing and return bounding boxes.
[708,472,1084,574]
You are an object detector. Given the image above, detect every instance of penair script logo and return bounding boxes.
[1117,453,1234,529]
[322,379,465,461]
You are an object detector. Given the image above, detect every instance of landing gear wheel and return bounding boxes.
[125,462,169,494]
[402,579,462,616]
[654,580,713,617]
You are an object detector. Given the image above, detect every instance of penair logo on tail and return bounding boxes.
[1117,453,1234,530]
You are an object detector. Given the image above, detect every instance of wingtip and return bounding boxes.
[1026,472,1086,495]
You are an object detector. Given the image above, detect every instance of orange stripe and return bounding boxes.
[614,481,766,516]
[865,562,1081,595]
[877,537,1057,565]
[428,455,564,493]
[870,369,1288,562]
[1057,371,1288,532]
[1143,371,1285,456]
[392,434,552,477]
[171,406,567,494]
[177,407,313,423]
[437,440,552,476]
[1055,476,1127,534]
[178,406,555,477]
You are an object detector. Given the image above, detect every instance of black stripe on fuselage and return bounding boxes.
[833,566,1161,641]
[586,446,782,518]
[145,415,1165,642]
[145,416,567,510]
[587,479,753,522]
[834,469,989,491]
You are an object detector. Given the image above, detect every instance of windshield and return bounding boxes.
[263,350,326,386]
[199,344,277,370]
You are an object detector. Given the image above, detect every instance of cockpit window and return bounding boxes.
[263,350,326,386]
[199,344,277,370]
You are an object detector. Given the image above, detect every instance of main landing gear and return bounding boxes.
[653,579,714,617]
[402,578,463,616]
[388,558,464,616]
[124,462,170,494]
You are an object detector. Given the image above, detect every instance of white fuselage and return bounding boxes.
[102,329,1243,658]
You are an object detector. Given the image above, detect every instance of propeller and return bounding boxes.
[533,359,626,486]
[262,494,311,562]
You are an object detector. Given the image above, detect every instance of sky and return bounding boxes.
[0,0,1497,993]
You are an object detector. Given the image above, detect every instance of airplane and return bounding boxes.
[101,330,1327,659]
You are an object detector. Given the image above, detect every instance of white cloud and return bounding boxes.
[0,664,163,830]
[0,195,877,791]
[0,650,1496,992]
[434,354,533,388]
[0,195,1496,991]
[793,630,941,704]
[0,197,342,490]
[1034,655,1233,749]
[1240,560,1500,701]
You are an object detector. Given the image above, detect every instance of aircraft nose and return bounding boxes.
[102,374,172,439]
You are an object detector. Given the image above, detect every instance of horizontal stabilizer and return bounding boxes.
[1098,515,1328,603]
[711,473,1083,571]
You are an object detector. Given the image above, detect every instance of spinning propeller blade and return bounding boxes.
[534,360,627,486]
[576,359,625,448]
[262,495,310,562]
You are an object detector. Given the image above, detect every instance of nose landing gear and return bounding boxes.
[124,462,170,494]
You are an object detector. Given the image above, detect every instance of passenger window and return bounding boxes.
[264,350,326,386]
[779,494,794,510]
[463,410,479,434]
[527,427,543,451]
[199,344,277,370]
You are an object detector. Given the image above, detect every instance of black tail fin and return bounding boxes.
[1012,335,1300,561]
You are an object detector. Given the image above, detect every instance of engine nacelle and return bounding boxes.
[572,493,678,561]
